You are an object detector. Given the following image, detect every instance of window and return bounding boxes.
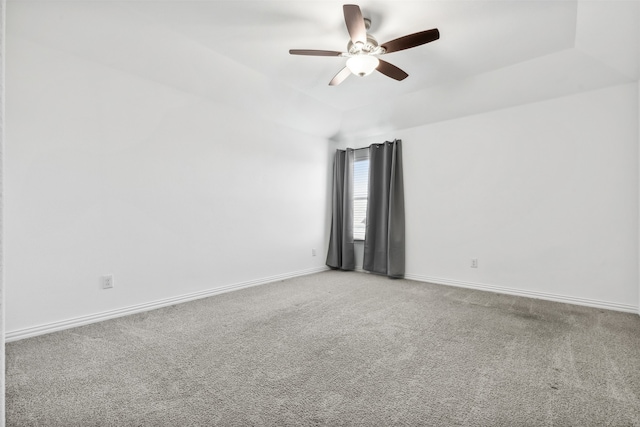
[353,149,369,240]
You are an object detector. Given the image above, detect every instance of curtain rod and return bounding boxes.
[348,140,399,151]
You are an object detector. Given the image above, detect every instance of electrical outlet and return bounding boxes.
[471,259,478,268]
[102,274,114,289]
[312,248,317,257]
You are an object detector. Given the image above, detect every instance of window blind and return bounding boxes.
[353,149,369,241]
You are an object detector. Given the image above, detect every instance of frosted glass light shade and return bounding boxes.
[346,55,380,77]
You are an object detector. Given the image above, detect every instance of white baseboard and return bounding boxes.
[403,273,639,314]
[7,267,636,342]
[6,266,329,342]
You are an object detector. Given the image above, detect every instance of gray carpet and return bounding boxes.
[6,271,640,426]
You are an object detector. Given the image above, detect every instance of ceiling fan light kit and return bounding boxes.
[289,4,439,86]
[346,55,380,77]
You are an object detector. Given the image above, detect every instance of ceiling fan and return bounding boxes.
[289,4,440,86]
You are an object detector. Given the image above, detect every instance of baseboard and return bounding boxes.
[6,266,329,342]
[8,267,635,342]
[403,273,639,314]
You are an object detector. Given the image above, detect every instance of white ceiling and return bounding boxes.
[6,1,640,139]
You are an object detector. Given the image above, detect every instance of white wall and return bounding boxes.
[348,83,639,311]
[5,37,332,334]
[5,4,639,342]
[0,0,5,422]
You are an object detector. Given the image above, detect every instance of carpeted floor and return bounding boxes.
[6,271,640,426]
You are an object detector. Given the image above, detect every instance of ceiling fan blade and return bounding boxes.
[329,67,351,86]
[343,4,367,44]
[289,49,343,56]
[376,59,408,81]
[381,29,440,54]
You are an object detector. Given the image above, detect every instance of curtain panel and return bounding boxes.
[326,149,356,270]
[363,140,405,278]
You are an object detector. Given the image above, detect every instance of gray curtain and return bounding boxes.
[363,140,405,278]
[326,149,356,270]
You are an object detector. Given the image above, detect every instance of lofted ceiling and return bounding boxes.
[6,1,640,140]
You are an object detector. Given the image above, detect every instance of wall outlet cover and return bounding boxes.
[102,274,114,289]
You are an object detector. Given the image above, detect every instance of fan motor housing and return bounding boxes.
[347,34,386,55]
